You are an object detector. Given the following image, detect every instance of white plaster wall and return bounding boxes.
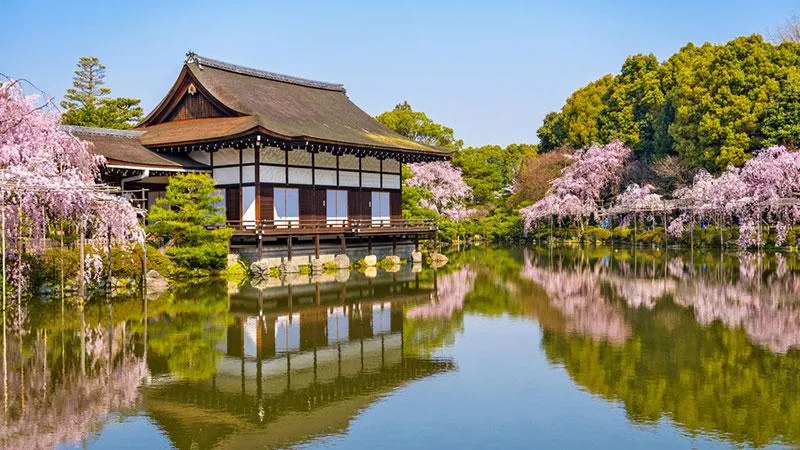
[383,158,401,173]
[242,165,255,183]
[362,156,381,171]
[261,147,284,164]
[382,174,401,189]
[288,167,313,185]
[260,165,285,183]
[315,169,337,186]
[214,148,240,165]
[339,171,360,187]
[362,172,381,188]
[315,152,337,168]
[288,149,312,166]
[339,154,359,170]
[242,148,255,164]
[187,150,211,165]
[213,167,239,185]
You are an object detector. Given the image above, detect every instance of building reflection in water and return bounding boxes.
[0,266,459,450]
[142,268,456,449]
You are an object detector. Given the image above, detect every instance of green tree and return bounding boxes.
[665,35,800,170]
[147,174,232,271]
[537,112,567,152]
[60,56,143,129]
[375,101,464,150]
[762,69,800,147]
[537,74,614,151]
[598,54,667,159]
[537,35,800,172]
[453,143,536,204]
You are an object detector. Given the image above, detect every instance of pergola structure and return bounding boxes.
[540,197,800,249]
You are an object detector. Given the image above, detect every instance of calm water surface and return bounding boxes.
[2,246,800,449]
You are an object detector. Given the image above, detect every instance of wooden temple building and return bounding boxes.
[65,52,451,258]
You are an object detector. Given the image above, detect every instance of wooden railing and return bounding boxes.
[222,218,437,235]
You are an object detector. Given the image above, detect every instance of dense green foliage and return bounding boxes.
[452,143,536,204]
[147,174,232,272]
[538,35,800,171]
[60,56,144,129]
[378,104,544,243]
[537,75,614,151]
[375,101,463,150]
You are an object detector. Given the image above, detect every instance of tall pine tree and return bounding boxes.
[60,56,143,129]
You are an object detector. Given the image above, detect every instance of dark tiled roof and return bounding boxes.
[62,125,209,170]
[180,54,450,155]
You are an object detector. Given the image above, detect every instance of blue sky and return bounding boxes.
[3,1,797,147]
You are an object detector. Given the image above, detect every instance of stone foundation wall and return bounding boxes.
[233,241,415,264]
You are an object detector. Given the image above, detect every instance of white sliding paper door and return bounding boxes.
[371,191,390,226]
[274,187,299,227]
[326,189,348,226]
[242,186,256,228]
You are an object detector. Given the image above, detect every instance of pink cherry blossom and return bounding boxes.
[521,141,631,231]
[0,81,142,294]
[406,161,474,221]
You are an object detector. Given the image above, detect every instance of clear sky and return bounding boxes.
[3,1,797,147]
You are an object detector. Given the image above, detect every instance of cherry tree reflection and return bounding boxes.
[407,267,476,319]
[0,300,145,450]
[522,248,800,354]
[521,252,631,344]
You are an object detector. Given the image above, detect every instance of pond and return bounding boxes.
[2,246,800,449]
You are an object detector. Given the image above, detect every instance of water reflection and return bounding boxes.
[0,267,460,449]
[521,247,800,447]
[4,248,800,449]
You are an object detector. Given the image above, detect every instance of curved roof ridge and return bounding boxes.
[185,51,346,93]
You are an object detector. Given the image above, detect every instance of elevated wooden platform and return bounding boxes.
[226,218,437,238]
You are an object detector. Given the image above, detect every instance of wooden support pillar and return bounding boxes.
[367,236,372,254]
[340,234,346,254]
[414,236,420,252]
[239,145,243,223]
[287,235,293,261]
[314,234,320,259]
[257,233,263,260]
[392,236,397,255]
[254,136,261,223]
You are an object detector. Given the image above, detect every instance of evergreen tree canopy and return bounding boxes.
[375,101,463,150]
[537,35,800,171]
[60,56,144,129]
[453,143,536,204]
[147,174,232,271]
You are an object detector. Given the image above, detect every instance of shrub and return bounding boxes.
[613,226,632,240]
[582,226,612,242]
[113,245,174,280]
[147,173,232,272]
[636,227,666,244]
